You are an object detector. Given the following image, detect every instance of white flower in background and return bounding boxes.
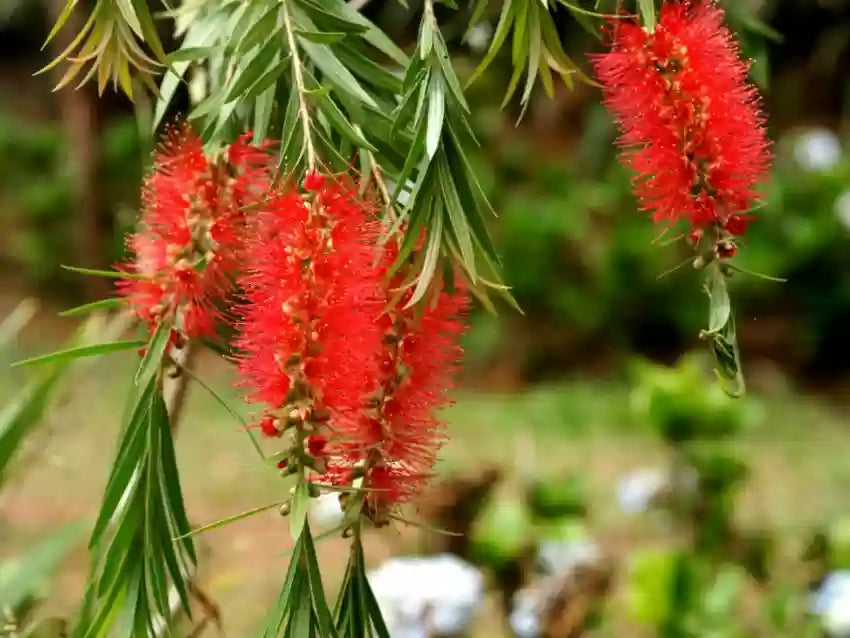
[811,571,850,637]
[794,127,842,172]
[510,585,545,638]
[537,540,601,577]
[368,554,483,638]
[307,493,344,533]
[511,540,605,637]
[466,23,492,53]
[616,468,667,515]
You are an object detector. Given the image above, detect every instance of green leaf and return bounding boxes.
[225,37,280,103]
[401,54,425,95]
[520,1,542,108]
[335,537,390,638]
[61,264,145,280]
[437,155,476,278]
[360,558,391,638]
[300,0,407,65]
[302,525,337,637]
[175,501,283,540]
[0,372,61,485]
[11,340,144,368]
[115,0,144,38]
[425,74,445,159]
[166,46,215,62]
[432,34,469,113]
[134,319,171,386]
[709,317,746,398]
[76,380,196,637]
[408,203,444,306]
[290,478,310,540]
[333,47,403,94]
[42,0,79,47]
[539,7,586,85]
[89,377,154,546]
[419,15,434,59]
[707,266,731,334]
[299,40,377,107]
[129,0,169,62]
[263,526,338,637]
[254,85,276,142]
[467,0,516,87]
[317,96,377,151]
[0,524,85,609]
[59,298,124,317]
[154,15,222,129]
[236,4,281,54]
[639,0,656,32]
[296,30,347,44]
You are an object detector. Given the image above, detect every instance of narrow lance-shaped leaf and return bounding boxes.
[639,0,657,31]
[11,340,144,368]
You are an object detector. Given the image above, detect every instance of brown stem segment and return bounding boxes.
[163,342,197,431]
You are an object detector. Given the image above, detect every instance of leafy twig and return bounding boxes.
[282,0,317,171]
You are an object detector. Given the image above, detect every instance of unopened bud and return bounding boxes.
[716,240,737,259]
[279,502,291,517]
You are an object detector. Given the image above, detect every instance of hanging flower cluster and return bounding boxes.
[234,173,384,451]
[117,126,271,338]
[230,173,467,518]
[117,125,468,514]
[326,240,468,523]
[593,1,771,254]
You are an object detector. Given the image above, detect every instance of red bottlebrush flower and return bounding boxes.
[118,125,273,338]
[258,416,281,438]
[306,434,327,457]
[303,171,325,191]
[592,1,771,235]
[235,176,383,430]
[328,240,469,516]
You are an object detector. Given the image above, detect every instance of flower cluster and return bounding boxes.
[347,241,467,522]
[235,174,383,445]
[118,124,467,513]
[234,175,468,516]
[593,1,771,248]
[118,126,271,338]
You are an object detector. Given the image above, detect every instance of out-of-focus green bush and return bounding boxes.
[0,113,142,290]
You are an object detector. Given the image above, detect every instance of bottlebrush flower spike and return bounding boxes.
[327,240,469,523]
[235,176,383,445]
[592,1,771,236]
[118,125,272,338]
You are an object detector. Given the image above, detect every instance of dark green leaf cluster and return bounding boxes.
[334,537,391,638]
[261,523,336,638]
[389,0,510,306]
[467,0,595,112]
[74,323,196,638]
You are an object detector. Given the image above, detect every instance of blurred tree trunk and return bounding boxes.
[47,0,108,299]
